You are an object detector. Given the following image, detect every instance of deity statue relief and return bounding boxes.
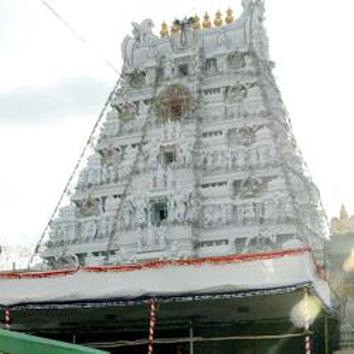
[137,227,146,251]
[201,204,230,228]
[126,69,146,89]
[147,228,156,249]
[121,19,158,67]
[147,140,160,171]
[153,164,167,189]
[156,226,167,248]
[115,200,133,230]
[158,56,173,80]
[83,220,98,241]
[132,20,156,44]
[137,226,167,251]
[239,176,263,198]
[186,192,199,224]
[132,198,147,227]
[250,1,269,60]
[243,203,256,225]
[87,160,101,186]
[105,196,119,213]
[77,169,88,190]
[163,120,181,141]
[169,241,179,258]
[239,0,269,60]
[244,227,276,253]
[173,193,187,224]
[101,164,111,184]
[225,83,248,102]
[264,199,277,222]
[283,202,296,221]
[98,217,109,239]
[202,206,213,227]
[215,204,227,226]
[227,52,247,70]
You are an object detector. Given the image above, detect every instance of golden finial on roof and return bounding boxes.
[214,10,223,27]
[202,12,211,29]
[171,20,180,34]
[225,8,235,24]
[160,22,169,38]
[193,14,201,30]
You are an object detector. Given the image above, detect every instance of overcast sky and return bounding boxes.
[1,0,354,246]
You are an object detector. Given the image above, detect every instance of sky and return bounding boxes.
[1,0,354,246]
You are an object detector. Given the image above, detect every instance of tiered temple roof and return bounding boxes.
[41,0,329,268]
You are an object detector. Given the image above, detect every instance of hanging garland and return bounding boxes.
[0,247,310,279]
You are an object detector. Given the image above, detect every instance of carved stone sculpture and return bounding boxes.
[121,19,158,67]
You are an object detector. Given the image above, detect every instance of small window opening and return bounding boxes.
[76,253,87,266]
[162,147,176,167]
[151,200,168,226]
[178,64,189,77]
[233,180,242,196]
[205,58,217,74]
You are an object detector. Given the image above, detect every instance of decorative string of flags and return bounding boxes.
[4,248,312,280]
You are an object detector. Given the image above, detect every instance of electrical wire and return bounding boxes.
[39,0,119,74]
[27,76,122,268]
[27,1,125,267]
[83,331,310,349]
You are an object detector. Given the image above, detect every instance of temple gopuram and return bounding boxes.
[0,1,340,353]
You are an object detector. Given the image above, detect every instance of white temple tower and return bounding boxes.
[42,1,329,267]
